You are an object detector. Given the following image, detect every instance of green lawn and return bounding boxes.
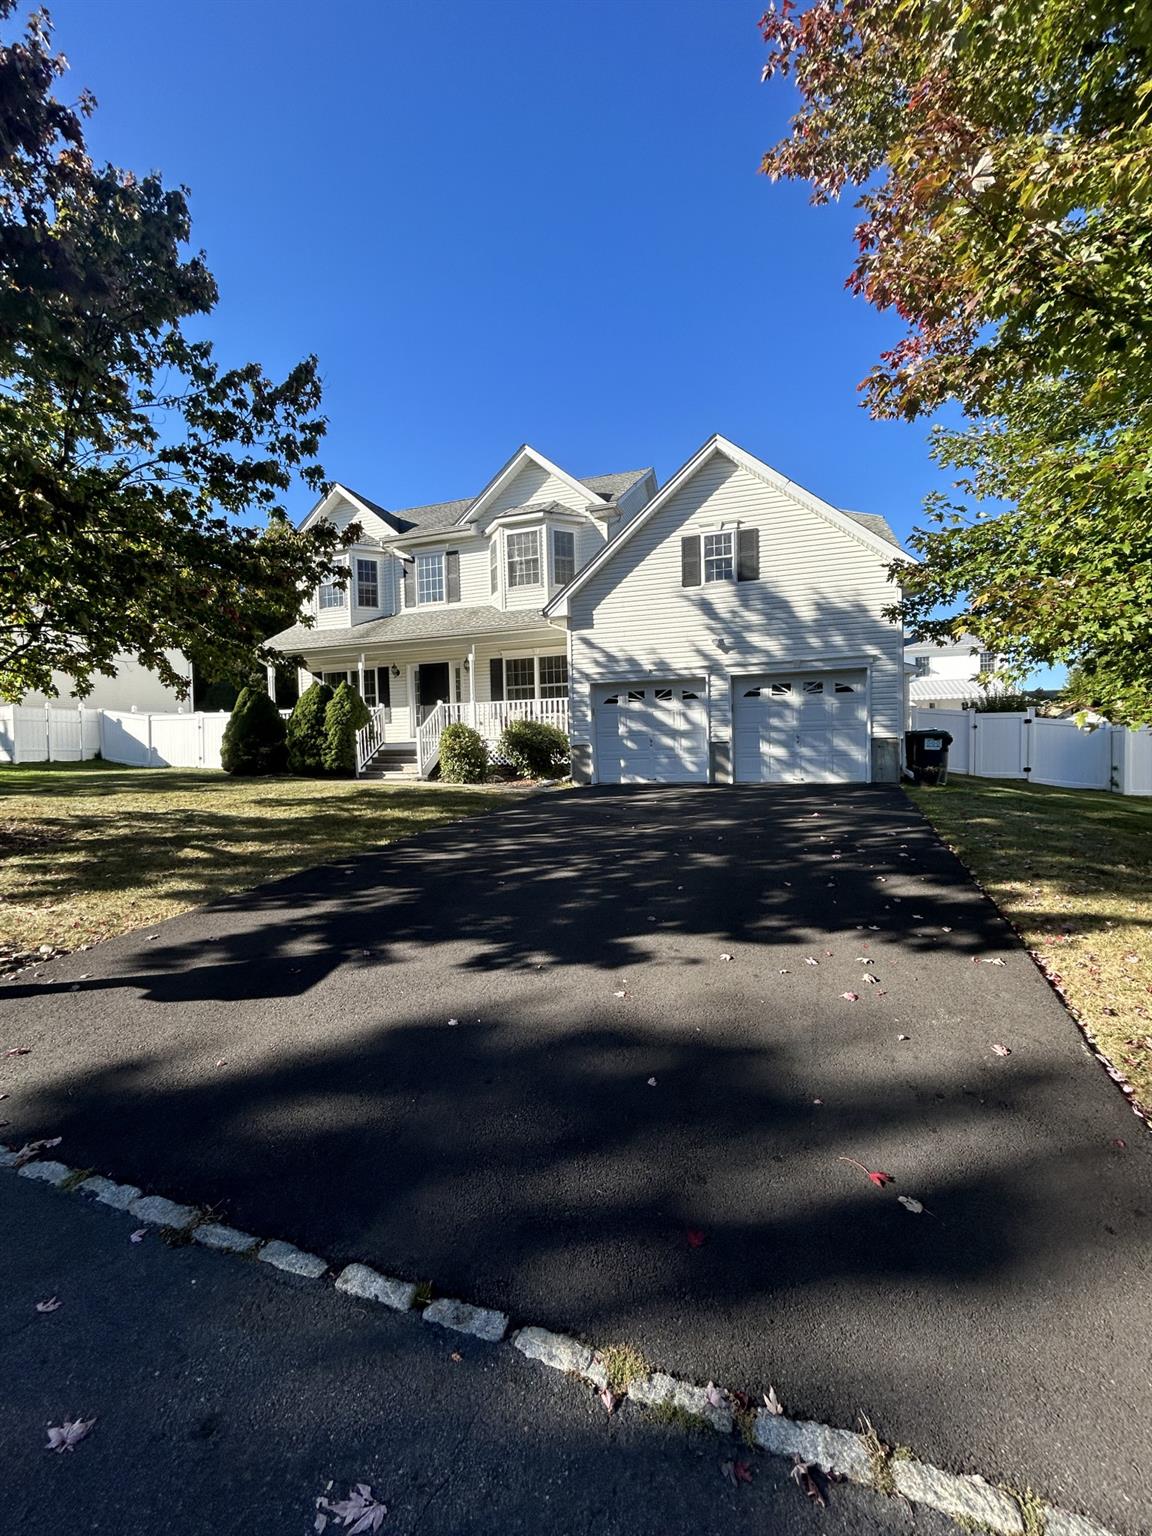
[907,774,1152,1121]
[0,761,513,962]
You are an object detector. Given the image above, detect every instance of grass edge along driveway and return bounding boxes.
[0,761,515,959]
[907,774,1152,1124]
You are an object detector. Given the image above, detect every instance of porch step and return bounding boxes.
[359,745,420,781]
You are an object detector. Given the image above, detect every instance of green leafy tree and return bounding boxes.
[322,680,371,776]
[759,0,1152,723]
[439,722,488,783]
[0,4,355,703]
[286,680,332,776]
[220,684,287,775]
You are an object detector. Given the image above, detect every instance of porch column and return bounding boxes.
[358,654,365,699]
[265,664,277,703]
[469,645,476,726]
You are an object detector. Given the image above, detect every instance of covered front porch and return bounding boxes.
[284,634,570,778]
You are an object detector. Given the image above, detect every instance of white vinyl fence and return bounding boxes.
[0,706,231,770]
[910,708,1152,796]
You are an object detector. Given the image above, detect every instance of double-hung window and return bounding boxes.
[318,563,345,610]
[506,529,541,588]
[702,530,735,583]
[356,558,379,608]
[915,656,932,676]
[490,537,499,596]
[505,657,537,700]
[539,654,569,699]
[978,651,996,673]
[552,528,575,587]
[416,551,445,605]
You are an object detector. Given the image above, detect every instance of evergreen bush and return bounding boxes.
[322,681,372,776]
[220,685,287,775]
[286,680,333,775]
[439,722,488,783]
[498,719,569,778]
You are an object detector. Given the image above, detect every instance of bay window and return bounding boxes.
[506,529,541,588]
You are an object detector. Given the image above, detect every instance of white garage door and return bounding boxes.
[593,681,708,784]
[733,669,869,783]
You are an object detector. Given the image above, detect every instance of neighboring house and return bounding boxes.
[18,650,191,713]
[267,434,910,784]
[905,634,999,711]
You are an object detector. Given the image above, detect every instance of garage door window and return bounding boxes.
[770,682,791,696]
[804,680,824,694]
[835,682,856,692]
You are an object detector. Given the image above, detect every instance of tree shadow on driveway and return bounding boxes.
[1,785,1149,1532]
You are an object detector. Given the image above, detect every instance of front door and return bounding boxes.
[416,662,451,724]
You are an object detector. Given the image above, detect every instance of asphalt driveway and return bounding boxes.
[2,785,1149,1530]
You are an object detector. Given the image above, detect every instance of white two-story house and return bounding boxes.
[268,435,911,783]
[267,446,655,774]
[905,633,999,711]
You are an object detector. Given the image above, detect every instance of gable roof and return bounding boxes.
[455,445,642,526]
[544,434,913,617]
[842,510,903,550]
[299,483,412,539]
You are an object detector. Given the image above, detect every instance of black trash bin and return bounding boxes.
[905,728,953,785]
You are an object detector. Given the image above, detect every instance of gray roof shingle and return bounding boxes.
[841,510,903,550]
[268,605,554,655]
[335,468,654,535]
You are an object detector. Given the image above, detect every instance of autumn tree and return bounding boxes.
[760,0,1152,723]
[0,3,352,701]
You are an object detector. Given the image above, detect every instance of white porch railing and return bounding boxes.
[414,697,571,779]
[355,705,391,776]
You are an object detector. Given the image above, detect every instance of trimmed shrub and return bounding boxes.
[322,681,372,776]
[439,722,488,783]
[498,718,569,779]
[220,685,287,776]
[286,680,333,775]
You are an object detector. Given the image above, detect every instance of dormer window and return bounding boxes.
[416,551,445,605]
[318,563,345,609]
[915,656,931,675]
[506,529,541,588]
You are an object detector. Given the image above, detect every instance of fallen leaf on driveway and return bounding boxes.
[991,1043,1012,1057]
[706,1381,725,1408]
[981,957,1006,966]
[863,974,879,985]
[5,1047,30,1056]
[447,1018,459,1027]
[840,992,859,1002]
[763,1386,784,1415]
[722,1458,754,1486]
[315,1483,387,1534]
[897,1033,909,1041]
[13,1136,61,1167]
[856,957,874,965]
[791,1457,826,1505]
[35,1297,62,1313]
[45,1418,95,1453]
[214,1058,227,1068]
[600,1387,619,1414]
[450,1351,463,1362]
[129,1229,146,1243]
[720,953,733,962]
[1112,1138,1127,1149]
[812,1097,823,1105]
[613,990,627,998]
[838,1156,894,1188]
[686,1228,706,1248]
[805,957,820,966]
[647,1076,657,1087]
[898,1195,928,1215]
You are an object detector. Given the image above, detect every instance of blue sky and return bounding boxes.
[42,0,1060,682]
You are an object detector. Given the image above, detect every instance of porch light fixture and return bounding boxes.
[390,664,400,677]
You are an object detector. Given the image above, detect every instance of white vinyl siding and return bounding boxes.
[567,454,904,773]
[479,461,594,521]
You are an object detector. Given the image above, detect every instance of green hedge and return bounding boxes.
[498,719,569,779]
[439,722,488,783]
